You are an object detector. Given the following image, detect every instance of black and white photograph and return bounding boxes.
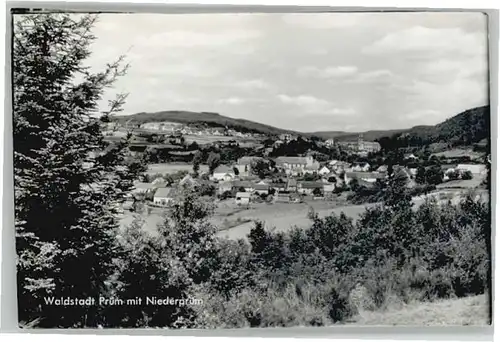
[11,8,492,329]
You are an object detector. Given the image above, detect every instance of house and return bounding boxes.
[275,156,316,175]
[275,193,291,203]
[297,181,324,195]
[352,162,370,172]
[325,139,336,147]
[279,133,294,142]
[131,182,157,196]
[303,163,320,175]
[211,165,236,181]
[270,183,287,192]
[235,156,262,176]
[376,165,388,173]
[405,153,418,160]
[358,140,381,153]
[457,164,487,175]
[318,166,331,176]
[232,180,255,193]
[235,192,251,205]
[254,182,270,195]
[323,183,336,193]
[329,160,350,172]
[153,187,175,206]
[286,179,297,192]
[179,174,199,187]
[152,177,167,185]
[344,171,386,184]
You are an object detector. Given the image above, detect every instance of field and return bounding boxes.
[432,148,484,160]
[146,163,209,175]
[351,295,489,326]
[436,177,484,189]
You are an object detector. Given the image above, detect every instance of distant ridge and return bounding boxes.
[111,105,490,146]
[111,110,299,136]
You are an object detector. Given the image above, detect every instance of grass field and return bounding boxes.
[432,148,484,160]
[436,178,484,189]
[118,189,487,240]
[215,200,377,240]
[146,163,209,175]
[350,295,489,326]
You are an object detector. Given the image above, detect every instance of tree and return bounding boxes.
[207,152,221,174]
[462,170,473,180]
[313,187,323,197]
[415,166,426,184]
[384,169,411,208]
[425,165,443,185]
[113,189,218,327]
[250,159,272,179]
[192,151,203,177]
[13,14,144,327]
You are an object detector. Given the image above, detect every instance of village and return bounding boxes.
[117,122,488,238]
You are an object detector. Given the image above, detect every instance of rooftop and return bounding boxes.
[154,187,174,198]
[236,192,251,198]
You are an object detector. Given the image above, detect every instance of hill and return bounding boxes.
[311,106,490,146]
[111,110,298,136]
[376,105,490,150]
[111,105,490,148]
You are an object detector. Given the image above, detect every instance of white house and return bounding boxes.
[318,166,331,176]
[352,162,370,172]
[211,165,236,181]
[275,156,316,175]
[235,192,251,205]
[153,187,175,206]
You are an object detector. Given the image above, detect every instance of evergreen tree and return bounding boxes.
[13,13,143,327]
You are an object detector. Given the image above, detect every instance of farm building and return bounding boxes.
[211,165,236,181]
[254,182,270,195]
[275,193,291,203]
[297,181,324,195]
[235,192,251,205]
[232,180,255,193]
[153,187,175,206]
[344,171,386,184]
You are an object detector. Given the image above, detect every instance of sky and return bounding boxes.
[85,12,489,132]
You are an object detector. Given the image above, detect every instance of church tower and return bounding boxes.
[358,133,364,151]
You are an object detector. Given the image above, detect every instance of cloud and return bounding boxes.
[277,94,330,108]
[217,97,247,105]
[142,29,262,48]
[281,13,371,29]
[235,79,273,90]
[297,65,359,79]
[348,69,396,84]
[277,94,356,117]
[362,26,486,57]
